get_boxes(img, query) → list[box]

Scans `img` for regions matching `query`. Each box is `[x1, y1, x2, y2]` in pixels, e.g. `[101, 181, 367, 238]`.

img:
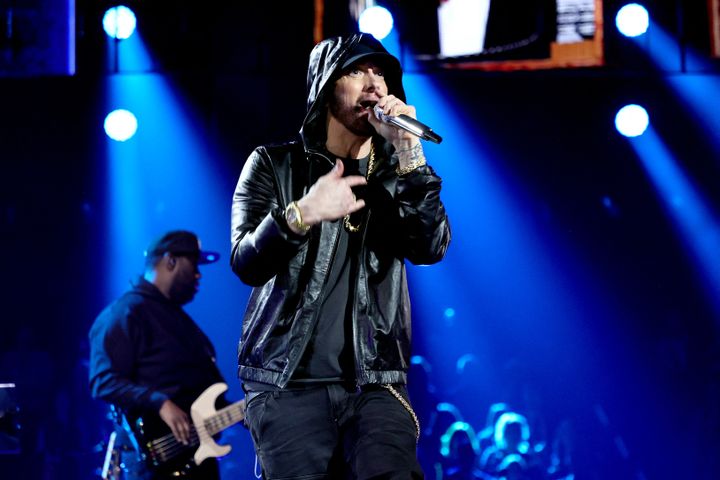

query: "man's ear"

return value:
[165, 253, 177, 270]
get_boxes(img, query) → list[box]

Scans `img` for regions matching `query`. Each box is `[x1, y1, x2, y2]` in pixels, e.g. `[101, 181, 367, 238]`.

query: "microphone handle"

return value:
[393, 115, 443, 144]
[373, 106, 443, 144]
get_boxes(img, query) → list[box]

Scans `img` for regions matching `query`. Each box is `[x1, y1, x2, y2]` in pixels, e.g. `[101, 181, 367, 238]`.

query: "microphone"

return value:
[373, 106, 443, 144]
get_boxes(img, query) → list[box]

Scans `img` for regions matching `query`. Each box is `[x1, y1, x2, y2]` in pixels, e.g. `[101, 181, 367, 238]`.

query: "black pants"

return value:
[244, 383, 424, 480]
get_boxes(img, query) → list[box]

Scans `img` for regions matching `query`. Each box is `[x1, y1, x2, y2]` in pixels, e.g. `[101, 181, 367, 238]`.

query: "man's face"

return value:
[168, 255, 200, 305]
[328, 61, 388, 137]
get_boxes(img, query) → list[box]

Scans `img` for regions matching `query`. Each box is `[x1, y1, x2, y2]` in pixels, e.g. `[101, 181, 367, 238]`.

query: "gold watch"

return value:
[285, 201, 310, 233]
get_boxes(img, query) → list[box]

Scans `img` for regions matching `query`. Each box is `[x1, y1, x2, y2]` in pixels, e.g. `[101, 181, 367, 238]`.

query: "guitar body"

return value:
[131, 411, 199, 477]
[127, 383, 245, 478]
[190, 382, 233, 465]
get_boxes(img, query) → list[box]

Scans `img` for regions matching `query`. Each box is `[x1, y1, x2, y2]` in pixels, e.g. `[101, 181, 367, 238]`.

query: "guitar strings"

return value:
[149, 430, 198, 461]
[148, 404, 245, 460]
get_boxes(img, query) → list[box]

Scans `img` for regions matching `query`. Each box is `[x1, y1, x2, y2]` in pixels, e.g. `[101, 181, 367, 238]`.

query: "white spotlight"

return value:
[358, 6, 394, 40]
[615, 104, 649, 138]
[616, 3, 649, 38]
[103, 6, 137, 40]
[104, 109, 138, 142]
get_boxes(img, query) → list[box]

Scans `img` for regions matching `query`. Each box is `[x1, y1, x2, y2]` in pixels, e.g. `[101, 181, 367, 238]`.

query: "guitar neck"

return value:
[205, 401, 245, 436]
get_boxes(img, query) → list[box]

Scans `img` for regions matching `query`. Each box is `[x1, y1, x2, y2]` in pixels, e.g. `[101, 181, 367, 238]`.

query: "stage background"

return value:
[1, 1, 719, 478]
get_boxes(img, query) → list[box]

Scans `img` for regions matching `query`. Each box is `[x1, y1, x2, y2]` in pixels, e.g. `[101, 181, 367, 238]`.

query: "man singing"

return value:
[231, 34, 451, 479]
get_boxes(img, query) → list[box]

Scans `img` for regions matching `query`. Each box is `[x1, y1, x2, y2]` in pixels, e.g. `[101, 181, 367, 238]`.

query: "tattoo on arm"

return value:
[396, 143, 424, 163]
[396, 143, 427, 176]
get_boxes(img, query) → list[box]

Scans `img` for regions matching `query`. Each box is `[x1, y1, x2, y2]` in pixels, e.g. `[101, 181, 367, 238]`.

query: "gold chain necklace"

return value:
[343, 143, 375, 233]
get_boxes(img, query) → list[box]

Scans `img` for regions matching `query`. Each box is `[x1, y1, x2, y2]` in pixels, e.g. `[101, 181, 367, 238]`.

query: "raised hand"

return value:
[292, 160, 367, 232]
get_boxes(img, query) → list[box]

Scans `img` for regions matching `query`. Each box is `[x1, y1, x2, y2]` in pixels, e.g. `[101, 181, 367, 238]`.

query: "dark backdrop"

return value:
[1, 1, 719, 478]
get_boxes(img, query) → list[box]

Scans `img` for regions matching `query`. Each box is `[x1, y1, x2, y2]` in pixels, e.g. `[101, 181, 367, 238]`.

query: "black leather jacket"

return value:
[231, 34, 451, 388]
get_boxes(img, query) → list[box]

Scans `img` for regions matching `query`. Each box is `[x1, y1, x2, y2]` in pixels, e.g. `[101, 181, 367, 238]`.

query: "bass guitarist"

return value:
[89, 230, 228, 479]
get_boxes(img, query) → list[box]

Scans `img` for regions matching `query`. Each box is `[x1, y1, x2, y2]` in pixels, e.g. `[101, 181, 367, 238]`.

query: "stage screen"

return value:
[399, 0, 604, 71]
[0, 0, 76, 77]
[711, 0, 720, 57]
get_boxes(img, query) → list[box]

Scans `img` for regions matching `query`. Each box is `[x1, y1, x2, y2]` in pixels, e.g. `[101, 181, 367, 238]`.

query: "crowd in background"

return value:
[408, 355, 575, 480]
[1, 327, 701, 479]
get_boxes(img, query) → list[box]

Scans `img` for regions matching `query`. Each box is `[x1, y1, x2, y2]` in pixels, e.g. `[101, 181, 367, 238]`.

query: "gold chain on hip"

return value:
[381, 384, 421, 442]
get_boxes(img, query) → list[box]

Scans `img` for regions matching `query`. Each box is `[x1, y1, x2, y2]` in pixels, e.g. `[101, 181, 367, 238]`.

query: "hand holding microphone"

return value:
[370, 101, 442, 144]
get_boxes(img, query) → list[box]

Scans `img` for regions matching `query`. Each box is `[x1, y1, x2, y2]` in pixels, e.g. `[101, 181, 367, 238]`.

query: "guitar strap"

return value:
[109, 404, 143, 455]
[97, 405, 146, 478]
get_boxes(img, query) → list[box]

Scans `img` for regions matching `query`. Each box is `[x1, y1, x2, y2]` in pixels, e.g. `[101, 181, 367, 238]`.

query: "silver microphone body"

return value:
[373, 106, 443, 144]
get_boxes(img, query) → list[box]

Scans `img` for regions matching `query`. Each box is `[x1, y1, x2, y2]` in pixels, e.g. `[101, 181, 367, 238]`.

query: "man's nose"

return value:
[365, 70, 383, 89]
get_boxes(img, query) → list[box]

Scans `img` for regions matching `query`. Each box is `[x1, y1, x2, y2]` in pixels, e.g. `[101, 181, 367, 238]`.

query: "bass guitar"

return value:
[130, 383, 245, 477]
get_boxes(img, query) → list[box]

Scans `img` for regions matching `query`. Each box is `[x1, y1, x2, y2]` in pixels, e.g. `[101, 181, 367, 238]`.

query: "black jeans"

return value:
[244, 383, 424, 480]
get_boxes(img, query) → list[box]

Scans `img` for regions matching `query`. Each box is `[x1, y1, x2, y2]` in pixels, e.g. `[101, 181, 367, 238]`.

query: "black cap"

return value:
[144, 230, 220, 266]
[340, 35, 401, 79]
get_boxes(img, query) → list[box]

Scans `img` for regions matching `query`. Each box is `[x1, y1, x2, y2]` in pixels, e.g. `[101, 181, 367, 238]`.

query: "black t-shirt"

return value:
[291, 155, 369, 384]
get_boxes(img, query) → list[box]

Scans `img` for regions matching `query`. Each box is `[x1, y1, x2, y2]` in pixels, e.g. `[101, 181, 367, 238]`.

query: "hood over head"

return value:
[300, 34, 405, 151]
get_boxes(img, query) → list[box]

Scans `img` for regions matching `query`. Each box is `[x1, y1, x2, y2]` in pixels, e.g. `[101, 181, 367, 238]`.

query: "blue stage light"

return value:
[358, 6, 394, 40]
[615, 104, 649, 137]
[616, 3, 649, 37]
[104, 109, 138, 141]
[103, 6, 137, 40]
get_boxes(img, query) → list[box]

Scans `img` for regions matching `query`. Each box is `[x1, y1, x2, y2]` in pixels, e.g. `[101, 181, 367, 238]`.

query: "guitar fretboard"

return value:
[205, 402, 245, 436]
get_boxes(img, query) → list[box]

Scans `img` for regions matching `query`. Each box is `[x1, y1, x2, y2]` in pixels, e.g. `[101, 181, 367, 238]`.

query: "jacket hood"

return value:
[300, 33, 406, 152]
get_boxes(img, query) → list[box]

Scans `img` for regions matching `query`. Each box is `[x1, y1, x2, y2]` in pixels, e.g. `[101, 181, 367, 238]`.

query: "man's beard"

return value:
[168, 279, 196, 305]
[329, 100, 375, 137]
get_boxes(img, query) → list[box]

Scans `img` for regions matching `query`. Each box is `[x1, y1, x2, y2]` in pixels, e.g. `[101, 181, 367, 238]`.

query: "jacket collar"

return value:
[305, 135, 399, 180]
[131, 277, 174, 305]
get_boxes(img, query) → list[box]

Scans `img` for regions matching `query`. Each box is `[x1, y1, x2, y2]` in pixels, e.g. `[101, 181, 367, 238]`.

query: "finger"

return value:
[381, 97, 400, 114]
[347, 199, 366, 214]
[344, 175, 367, 188]
[332, 159, 344, 177]
[179, 420, 191, 444]
[172, 420, 185, 444]
[375, 94, 393, 109]
[389, 102, 414, 118]
[170, 422, 183, 444]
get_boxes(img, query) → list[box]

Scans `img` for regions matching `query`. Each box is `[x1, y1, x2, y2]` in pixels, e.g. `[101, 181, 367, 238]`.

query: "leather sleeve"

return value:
[395, 164, 451, 265]
[230, 147, 308, 286]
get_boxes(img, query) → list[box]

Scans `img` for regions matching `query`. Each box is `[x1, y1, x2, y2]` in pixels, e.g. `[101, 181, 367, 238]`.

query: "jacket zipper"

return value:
[284, 150, 341, 385]
[353, 208, 371, 388]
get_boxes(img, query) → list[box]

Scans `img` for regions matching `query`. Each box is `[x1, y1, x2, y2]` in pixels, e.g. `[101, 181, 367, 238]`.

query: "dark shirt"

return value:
[88, 278, 224, 416]
[290, 156, 368, 384]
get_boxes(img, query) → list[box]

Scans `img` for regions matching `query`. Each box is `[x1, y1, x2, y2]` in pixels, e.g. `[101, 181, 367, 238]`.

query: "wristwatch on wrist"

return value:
[285, 201, 310, 234]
